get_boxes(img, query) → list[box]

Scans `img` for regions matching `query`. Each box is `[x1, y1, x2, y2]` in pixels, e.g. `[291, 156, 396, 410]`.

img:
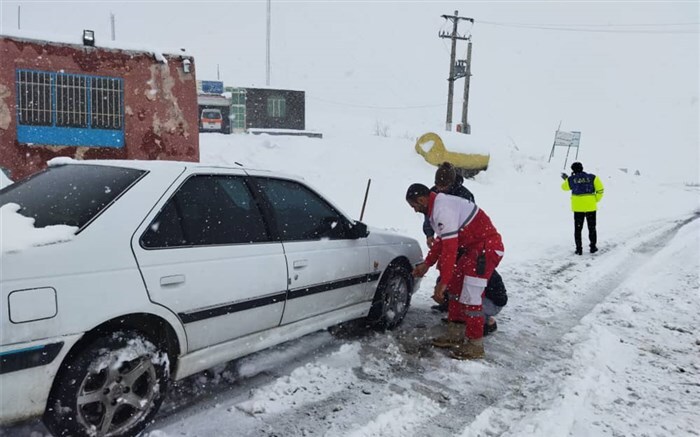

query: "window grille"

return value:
[16, 69, 123, 131]
[16, 70, 53, 126]
[15, 69, 125, 147]
[91, 77, 123, 130]
[56, 74, 88, 128]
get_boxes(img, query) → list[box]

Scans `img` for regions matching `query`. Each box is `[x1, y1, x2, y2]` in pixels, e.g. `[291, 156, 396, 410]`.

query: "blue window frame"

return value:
[15, 69, 125, 148]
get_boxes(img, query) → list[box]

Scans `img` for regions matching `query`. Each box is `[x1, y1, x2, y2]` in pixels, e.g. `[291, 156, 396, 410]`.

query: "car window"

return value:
[0, 164, 145, 230]
[141, 199, 186, 248]
[252, 177, 349, 241]
[142, 175, 270, 248]
[202, 110, 221, 119]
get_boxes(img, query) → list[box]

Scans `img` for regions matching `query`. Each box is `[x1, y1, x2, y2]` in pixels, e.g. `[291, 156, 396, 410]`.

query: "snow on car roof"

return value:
[45, 157, 293, 178]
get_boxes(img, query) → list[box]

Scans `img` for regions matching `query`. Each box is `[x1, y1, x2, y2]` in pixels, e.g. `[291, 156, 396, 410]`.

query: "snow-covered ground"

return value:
[2, 125, 698, 436]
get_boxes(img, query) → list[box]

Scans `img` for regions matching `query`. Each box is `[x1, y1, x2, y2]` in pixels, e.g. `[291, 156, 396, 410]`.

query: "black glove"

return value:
[560, 172, 568, 180]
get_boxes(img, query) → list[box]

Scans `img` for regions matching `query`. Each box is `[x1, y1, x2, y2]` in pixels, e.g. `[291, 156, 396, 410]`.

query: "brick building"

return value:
[0, 31, 199, 181]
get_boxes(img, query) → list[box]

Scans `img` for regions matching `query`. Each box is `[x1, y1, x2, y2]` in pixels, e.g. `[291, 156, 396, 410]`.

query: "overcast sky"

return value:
[1, 1, 698, 180]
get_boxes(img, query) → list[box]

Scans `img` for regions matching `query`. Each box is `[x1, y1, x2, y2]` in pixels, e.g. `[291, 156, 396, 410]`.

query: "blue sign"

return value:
[199, 80, 224, 95]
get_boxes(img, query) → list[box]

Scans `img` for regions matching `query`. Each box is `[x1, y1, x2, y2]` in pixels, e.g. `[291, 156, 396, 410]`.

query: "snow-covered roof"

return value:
[236, 85, 305, 93]
[198, 94, 230, 106]
[0, 29, 192, 62]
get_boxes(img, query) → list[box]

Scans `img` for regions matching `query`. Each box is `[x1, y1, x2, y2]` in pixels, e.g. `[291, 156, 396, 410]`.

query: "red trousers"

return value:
[446, 238, 504, 340]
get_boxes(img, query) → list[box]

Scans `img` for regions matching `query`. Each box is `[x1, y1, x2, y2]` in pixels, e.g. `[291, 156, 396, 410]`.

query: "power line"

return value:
[478, 20, 699, 34]
[307, 95, 442, 110]
[480, 20, 699, 28]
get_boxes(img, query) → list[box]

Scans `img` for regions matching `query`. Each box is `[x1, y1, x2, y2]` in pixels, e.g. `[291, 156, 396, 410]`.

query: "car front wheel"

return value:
[43, 331, 170, 437]
[368, 265, 412, 330]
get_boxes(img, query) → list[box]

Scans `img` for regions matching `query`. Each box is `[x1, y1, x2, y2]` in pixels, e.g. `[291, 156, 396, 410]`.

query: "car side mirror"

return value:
[348, 221, 369, 239]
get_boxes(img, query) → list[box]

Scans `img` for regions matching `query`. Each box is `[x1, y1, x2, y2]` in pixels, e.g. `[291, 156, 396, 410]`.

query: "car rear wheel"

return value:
[43, 331, 170, 437]
[368, 265, 412, 330]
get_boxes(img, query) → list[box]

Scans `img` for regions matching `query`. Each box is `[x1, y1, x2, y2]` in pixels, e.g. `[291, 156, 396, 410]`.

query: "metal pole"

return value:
[17, 6, 21, 30]
[360, 179, 372, 221]
[460, 40, 472, 134]
[563, 145, 572, 169]
[445, 10, 458, 132]
[548, 121, 562, 163]
[266, 0, 271, 86]
[110, 13, 116, 41]
[548, 139, 556, 162]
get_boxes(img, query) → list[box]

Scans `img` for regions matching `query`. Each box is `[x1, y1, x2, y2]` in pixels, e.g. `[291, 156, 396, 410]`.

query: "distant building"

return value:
[0, 31, 199, 181]
[240, 87, 305, 131]
[197, 86, 310, 135]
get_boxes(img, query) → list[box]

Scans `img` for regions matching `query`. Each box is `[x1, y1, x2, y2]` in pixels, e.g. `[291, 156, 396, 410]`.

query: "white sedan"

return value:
[0, 160, 422, 437]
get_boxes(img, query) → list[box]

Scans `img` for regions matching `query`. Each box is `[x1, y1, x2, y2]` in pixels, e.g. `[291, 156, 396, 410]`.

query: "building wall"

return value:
[0, 36, 199, 181]
[245, 88, 305, 130]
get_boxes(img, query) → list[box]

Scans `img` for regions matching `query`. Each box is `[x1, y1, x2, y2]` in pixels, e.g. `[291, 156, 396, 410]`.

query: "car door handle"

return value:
[293, 260, 308, 269]
[160, 275, 186, 286]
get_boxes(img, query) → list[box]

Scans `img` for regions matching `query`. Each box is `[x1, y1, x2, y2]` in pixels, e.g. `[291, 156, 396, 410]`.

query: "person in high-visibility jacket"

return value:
[561, 162, 604, 255]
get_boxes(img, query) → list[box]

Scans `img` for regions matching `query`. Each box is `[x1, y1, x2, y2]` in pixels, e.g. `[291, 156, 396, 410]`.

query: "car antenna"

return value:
[359, 178, 371, 221]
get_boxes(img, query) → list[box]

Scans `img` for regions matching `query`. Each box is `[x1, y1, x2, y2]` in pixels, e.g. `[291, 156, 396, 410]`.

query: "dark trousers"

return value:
[574, 211, 597, 249]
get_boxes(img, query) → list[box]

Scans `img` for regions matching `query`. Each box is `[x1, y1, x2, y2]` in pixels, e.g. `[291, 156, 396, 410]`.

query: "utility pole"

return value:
[439, 10, 473, 132]
[460, 41, 472, 134]
[110, 13, 116, 41]
[266, 0, 271, 86]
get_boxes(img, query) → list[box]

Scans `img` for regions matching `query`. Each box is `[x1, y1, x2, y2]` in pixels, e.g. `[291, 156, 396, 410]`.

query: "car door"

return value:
[249, 176, 373, 325]
[132, 171, 288, 351]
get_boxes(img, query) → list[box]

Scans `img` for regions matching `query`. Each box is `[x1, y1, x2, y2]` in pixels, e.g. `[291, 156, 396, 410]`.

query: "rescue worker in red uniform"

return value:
[406, 183, 504, 360]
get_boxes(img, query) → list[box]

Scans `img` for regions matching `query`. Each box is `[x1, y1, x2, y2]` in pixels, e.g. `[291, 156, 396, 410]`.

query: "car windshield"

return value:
[0, 164, 145, 230]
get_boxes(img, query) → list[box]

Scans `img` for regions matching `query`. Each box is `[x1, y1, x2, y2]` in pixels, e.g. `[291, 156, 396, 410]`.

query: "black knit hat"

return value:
[571, 162, 583, 173]
[406, 183, 431, 201]
[435, 162, 457, 187]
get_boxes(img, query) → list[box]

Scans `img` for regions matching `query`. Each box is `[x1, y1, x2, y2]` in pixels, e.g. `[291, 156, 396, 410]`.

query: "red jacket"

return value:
[424, 192, 502, 287]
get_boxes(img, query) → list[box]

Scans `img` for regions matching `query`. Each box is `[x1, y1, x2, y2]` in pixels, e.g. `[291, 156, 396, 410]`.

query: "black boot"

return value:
[590, 245, 598, 253]
[575, 247, 583, 255]
[483, 320, 498, 336]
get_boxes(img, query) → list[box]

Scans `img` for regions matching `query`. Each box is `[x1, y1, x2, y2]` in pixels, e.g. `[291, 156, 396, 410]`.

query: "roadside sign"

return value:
[197, 80, 224, 95]
[553, 130, 581, 149]
[548, 128, 582, 168]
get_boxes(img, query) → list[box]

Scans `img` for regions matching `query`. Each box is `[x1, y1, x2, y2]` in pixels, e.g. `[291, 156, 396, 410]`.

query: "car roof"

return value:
[45, 157, 310, 181]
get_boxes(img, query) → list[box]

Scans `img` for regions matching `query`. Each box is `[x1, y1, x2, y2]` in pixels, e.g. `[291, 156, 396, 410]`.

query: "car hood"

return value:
[366, 226, 423, 263]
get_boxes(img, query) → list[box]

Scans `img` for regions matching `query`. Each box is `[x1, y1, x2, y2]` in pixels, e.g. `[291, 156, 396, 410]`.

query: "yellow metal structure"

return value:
[414, 132, 489, 176]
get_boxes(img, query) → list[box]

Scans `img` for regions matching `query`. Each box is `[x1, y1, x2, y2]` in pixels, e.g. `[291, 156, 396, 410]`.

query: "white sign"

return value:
[553, 130, 581, 148]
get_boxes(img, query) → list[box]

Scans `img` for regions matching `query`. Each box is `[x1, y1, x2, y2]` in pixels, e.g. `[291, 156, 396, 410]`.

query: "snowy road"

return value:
[5, 213, 698, 437]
